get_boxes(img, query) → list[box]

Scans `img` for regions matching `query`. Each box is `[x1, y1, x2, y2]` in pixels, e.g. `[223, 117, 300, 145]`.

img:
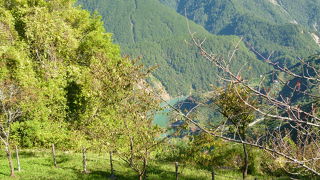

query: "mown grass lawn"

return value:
[0, 149, 288, 180]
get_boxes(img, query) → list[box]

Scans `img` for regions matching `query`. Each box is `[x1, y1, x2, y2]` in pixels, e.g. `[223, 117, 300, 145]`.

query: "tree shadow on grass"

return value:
[71, 163, 209, 180]
[30, 154, 73, 168]
[147, 164, 209, 180]
[74, 170, 137, 180]
[16, 151, 37, 158]
[56, 154, 72, 164]
[0, 171, 9, 177]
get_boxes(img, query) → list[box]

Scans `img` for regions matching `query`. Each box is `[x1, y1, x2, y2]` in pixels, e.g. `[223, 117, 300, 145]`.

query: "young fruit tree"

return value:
[0, 6, 39, 175]
[214, 84, 256, 179]
[0, 81, 22, 177]
[79, 54, 163, 179]
[116, 81, 162, 180]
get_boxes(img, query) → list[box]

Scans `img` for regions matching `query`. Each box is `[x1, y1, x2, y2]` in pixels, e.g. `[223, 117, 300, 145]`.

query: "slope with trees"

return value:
[162, 0, 320, 66]
[78, 0, 271, 96]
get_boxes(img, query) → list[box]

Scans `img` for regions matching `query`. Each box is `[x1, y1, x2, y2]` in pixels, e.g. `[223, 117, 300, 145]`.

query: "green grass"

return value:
[0, 149, 287, 180]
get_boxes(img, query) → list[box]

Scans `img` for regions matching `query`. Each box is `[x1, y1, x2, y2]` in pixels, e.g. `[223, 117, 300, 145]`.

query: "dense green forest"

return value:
[161, 0, 320, 65]
[78, 0, 271, 96]
[78, 0, 320, 97]
[1, 0, 141, 148]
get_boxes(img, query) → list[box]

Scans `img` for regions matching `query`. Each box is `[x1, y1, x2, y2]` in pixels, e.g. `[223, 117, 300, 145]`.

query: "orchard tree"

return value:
[0, 81, 22, 177]
[184, 132, 243, 174]
[214, 84, 256, 179]
[117, 80, 162, 180]
[0, 5, 41, 175]
[85, 60, 163, 179]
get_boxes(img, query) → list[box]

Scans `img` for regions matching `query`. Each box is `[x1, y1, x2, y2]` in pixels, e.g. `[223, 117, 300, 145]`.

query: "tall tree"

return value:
[214, 84, 256, 179]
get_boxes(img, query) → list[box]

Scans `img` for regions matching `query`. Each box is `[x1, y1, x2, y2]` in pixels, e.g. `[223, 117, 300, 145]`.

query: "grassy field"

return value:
[0, 149, 288, 180]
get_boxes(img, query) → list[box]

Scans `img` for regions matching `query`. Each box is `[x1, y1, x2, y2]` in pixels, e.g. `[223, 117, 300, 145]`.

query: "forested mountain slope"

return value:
[275, 54, 320, 104]
[78, 0, 270, 96]
[161, 0, 320, 65]
[177, 54, 320, 126]
[278, 0, 320, 31]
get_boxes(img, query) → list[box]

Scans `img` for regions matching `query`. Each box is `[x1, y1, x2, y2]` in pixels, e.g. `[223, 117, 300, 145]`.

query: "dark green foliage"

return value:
[279, 55, 320, 103]
[163, 0, 320, 66]
[78, 0, 271, 96]
[277, 0, 320, 30]
[65, 81, 86, 123]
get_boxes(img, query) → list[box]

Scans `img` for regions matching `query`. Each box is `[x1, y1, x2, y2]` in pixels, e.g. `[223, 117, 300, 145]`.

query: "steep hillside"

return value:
[276, 54, 320, 104]
[169, 54, 320, 130]
[278, 0, 320, 32]
[162, 0, 320, 65]
[78, 0, 270, 96]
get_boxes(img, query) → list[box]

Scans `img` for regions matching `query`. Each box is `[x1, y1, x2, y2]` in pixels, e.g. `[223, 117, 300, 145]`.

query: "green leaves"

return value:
[214, 84, 256, 137]
[0, 0, 162, 151]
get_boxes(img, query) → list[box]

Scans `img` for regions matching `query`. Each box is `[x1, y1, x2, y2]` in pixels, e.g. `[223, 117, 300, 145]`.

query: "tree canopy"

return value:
[0, 0, 158, 149]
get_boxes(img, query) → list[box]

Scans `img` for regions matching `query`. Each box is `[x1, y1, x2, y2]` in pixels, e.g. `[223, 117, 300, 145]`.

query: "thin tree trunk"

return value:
[129, 136, 134, 167]
[109, 151, 115, 179]
[5, 145, 14, 177]
[15, 145, 20, 172]
[82, 147, 88, 173]
[142, 150, 147, 180]
[211, 166, 215, 180]
[52, 144, 57, 168]
[123, 119, 134, 167]
[242, 143, 249, 179]
[175, 162, 179, 180]
[142, 160, 147, 180]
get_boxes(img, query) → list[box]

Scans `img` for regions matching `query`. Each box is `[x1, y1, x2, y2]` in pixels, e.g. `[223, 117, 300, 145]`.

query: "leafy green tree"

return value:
[118, 86, 162, 180]
[85, 61, 163, 179]
[214, 84, 256, 179]
[173, 132, 243, 174]
[0, 5, 42, 175]
[0, 1, 164, 177]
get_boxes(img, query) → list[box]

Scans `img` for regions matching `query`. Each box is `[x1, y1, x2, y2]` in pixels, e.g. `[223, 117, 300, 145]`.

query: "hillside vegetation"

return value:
[78, 0, 271, 96]
[162, 0, 320, 65]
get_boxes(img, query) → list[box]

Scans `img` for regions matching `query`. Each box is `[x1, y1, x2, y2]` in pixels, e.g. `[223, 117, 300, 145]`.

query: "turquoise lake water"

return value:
[153, 96, 187, 128]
